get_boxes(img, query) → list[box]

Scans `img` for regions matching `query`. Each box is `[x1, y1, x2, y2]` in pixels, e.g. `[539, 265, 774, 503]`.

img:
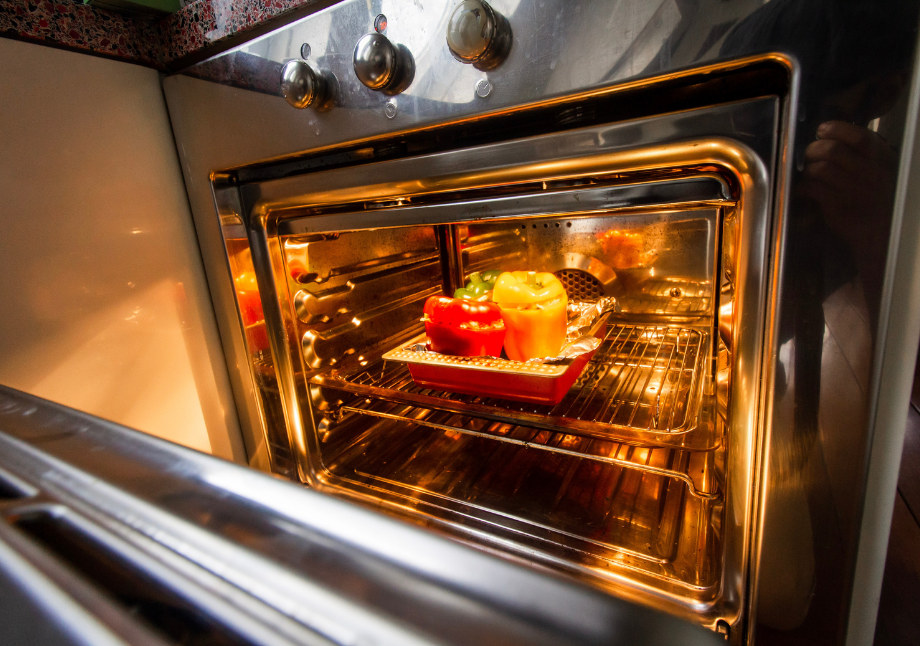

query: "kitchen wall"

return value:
[0, 36, 244, 461]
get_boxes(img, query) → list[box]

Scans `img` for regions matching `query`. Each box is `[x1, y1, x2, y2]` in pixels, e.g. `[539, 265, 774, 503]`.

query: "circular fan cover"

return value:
[555, 269, 604, 301]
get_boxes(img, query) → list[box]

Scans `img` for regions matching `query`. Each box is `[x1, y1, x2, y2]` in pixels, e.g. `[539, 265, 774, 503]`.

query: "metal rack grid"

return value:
[320, 396, 722, 581]
[334, 402, 720, 499]
[563, 324, 704, 431]
[314, 322, 716, 450]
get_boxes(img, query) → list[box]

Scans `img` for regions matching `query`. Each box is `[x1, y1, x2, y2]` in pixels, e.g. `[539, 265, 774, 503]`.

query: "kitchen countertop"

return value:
[0, 0, 324, 69]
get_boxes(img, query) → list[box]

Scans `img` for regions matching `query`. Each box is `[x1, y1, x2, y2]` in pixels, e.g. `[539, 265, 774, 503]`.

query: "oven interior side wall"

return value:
[283, 226, 443, 375]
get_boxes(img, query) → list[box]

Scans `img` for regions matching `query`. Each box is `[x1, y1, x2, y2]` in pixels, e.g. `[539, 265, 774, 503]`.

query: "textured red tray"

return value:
[401, 348, 597, 406]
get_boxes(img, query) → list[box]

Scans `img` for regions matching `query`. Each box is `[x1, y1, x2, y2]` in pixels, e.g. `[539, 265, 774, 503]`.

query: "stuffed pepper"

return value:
[423, 296, 506, 357]
[453, 269, 502, 301]
[492, 271, 568, 361]
[234, 269, 270, 352]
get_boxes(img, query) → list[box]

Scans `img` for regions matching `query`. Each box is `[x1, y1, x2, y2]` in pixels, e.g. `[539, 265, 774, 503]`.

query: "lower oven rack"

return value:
[314, 322, 717, 450]
[335, 402, 720, 500]
[318, 396, 723, 594]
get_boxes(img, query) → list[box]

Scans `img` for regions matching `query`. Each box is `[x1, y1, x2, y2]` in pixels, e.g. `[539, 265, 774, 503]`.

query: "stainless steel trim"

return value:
[245, 137, 757, 219]
[0, 529, 150, 646]
[844, 28, 920, 646]
[744, 53, 800, 646]
[0, 385, 722, 646]
[211, 184, 275, 472]
[275, 176, 731, 236]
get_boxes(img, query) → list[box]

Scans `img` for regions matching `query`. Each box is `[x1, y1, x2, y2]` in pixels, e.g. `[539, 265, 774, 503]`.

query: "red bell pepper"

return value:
[235, 270, 270, 352]
[423, 296, 505, 357]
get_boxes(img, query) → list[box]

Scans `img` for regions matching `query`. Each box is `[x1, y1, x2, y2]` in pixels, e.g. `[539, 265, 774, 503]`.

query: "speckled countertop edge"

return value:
[0, 0, 321, 69]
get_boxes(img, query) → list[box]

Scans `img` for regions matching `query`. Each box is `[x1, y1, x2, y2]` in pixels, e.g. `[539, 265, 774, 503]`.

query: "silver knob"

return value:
[353, 33, 414, 95]
[280, 60, 329, 109]
[446, 0, 512, 70]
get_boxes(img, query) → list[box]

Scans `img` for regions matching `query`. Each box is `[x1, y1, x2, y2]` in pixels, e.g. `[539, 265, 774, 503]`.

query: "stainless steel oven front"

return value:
[164, 0, 920, 643]
[208, 84, 784, 642]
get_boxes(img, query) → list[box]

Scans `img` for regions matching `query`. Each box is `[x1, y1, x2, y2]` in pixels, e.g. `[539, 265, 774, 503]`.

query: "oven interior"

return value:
[227, 178, 738, 615]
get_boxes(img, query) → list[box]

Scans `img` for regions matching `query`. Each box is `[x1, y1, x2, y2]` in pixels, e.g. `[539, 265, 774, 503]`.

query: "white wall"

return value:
[0, 37, 243, 460]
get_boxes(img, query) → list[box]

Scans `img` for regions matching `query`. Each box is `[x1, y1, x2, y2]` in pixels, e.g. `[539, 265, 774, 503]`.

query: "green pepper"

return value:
[453, 269, 501, 301]
[480, 269, 502, 283]
[454, 286, 483, 299]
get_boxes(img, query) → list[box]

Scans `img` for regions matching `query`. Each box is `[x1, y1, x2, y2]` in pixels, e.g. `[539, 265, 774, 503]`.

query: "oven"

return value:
[162, 1, 920, 643]
[217, 101, 777, 638]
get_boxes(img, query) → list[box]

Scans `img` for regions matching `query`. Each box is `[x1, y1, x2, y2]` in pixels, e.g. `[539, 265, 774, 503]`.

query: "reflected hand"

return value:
[799, 120, 898, 250]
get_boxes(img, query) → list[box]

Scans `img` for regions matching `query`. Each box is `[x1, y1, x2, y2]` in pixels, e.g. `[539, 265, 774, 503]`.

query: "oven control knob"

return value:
[353, 32, 414, 95]
[280, 60, 330, 109]
[446, 0, 512, 70]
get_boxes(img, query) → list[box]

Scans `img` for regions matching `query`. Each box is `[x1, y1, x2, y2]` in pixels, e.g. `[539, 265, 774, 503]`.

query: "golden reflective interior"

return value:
[322, 405, 723, 593]
[276, 207, 729, 600]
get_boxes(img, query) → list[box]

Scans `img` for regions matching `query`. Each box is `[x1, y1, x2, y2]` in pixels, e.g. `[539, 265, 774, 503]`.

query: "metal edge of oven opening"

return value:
[191, 45, 796, 644]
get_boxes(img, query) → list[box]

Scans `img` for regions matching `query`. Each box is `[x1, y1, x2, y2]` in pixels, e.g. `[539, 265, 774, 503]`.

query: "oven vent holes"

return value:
[555, 269, 604, 301]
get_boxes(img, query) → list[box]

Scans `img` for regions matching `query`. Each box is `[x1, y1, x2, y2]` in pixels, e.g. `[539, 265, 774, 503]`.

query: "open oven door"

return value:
[0, 385, 722, 646]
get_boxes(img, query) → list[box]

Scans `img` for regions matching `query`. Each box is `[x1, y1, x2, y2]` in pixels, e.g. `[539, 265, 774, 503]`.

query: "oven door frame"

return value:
[221, 96, 786, 634]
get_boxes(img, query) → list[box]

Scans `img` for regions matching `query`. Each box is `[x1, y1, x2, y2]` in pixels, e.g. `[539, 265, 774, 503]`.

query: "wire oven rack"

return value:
[313, 322, 717, 450]
[320, 397, 723, 586]
[333, 401, 720, 500]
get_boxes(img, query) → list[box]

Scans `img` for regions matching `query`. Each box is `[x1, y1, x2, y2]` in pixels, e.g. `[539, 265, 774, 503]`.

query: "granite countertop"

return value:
[0, 0, 321, 69]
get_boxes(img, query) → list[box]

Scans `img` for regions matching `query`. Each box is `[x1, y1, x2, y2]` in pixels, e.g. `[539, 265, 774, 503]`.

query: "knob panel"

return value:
[446, 0, 512, 70]
[353, 33, 415, 95]
[280, 60, 330, 109]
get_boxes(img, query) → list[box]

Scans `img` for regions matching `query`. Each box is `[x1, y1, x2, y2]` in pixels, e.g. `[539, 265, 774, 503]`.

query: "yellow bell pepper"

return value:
[492, 271, 568, 361]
